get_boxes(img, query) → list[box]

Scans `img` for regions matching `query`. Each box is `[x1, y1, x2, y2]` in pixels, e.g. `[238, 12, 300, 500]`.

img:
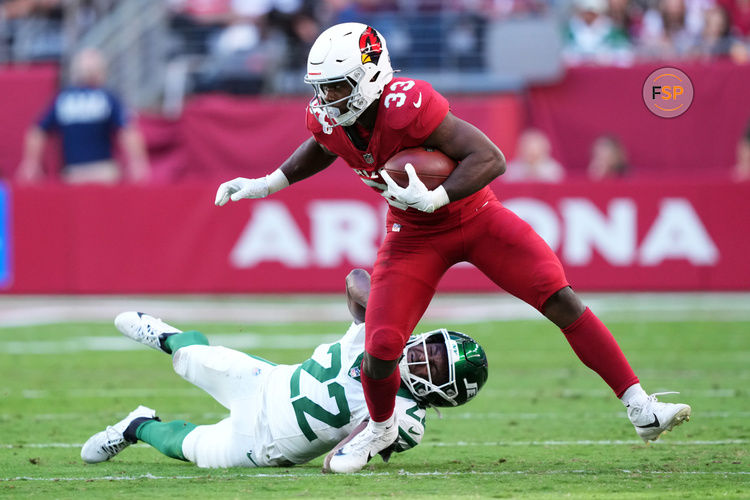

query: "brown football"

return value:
[383, 147, 457, 190]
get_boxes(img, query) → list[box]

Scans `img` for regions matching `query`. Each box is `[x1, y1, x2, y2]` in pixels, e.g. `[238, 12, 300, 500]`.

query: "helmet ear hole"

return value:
[369, 71, 380, 83]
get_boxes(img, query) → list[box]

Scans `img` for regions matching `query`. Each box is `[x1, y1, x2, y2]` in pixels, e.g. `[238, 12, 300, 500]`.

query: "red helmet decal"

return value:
[359, 27, 382, 65]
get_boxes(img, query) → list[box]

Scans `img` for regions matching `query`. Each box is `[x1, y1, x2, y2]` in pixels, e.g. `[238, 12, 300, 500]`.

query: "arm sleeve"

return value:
[391, 395, 426, 452]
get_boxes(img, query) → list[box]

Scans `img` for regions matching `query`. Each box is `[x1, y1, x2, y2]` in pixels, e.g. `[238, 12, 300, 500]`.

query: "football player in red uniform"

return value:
[215, 23, 691, 473]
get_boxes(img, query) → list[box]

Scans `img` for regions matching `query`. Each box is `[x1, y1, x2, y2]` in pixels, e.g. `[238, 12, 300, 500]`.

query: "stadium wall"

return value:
[2, 179, 748, 293]
[0, 65, 60, 178]
[527, 61, 750, 179]
[1, 63, 748, 293]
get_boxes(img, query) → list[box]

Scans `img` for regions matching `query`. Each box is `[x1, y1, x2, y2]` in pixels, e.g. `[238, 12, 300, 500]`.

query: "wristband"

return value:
[266, 169, 290, 195]
[431, 185, 450, 211]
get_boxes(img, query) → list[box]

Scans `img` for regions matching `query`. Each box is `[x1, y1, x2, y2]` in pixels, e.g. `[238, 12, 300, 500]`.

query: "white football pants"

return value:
[171, 345, 287, 468]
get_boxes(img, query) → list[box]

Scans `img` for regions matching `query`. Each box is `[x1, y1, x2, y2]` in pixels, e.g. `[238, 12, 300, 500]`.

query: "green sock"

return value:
[163, 330, 209, 354]
[134, 331, 206, 460]
[135, 420, 197, 461]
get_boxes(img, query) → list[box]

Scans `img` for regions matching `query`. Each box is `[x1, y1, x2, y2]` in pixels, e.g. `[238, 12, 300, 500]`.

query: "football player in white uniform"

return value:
[81, 269, 489, 470]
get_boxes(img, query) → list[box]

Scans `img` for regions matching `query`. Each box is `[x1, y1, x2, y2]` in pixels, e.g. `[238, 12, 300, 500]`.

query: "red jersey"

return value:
[306, 77, 493, 228]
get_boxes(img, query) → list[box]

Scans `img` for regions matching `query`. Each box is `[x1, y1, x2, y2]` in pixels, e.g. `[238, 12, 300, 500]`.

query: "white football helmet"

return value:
[305, 23, 394, 128]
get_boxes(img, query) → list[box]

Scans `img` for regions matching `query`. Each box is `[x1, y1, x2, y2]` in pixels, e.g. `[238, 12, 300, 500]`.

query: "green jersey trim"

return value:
[397, 427, 418, 450]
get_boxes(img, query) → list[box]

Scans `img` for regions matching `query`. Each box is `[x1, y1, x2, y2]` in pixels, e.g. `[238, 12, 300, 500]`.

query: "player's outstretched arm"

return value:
[423, 112, 506, 202]
[280, 137, 338, 184]
[215, 138, 337, 206]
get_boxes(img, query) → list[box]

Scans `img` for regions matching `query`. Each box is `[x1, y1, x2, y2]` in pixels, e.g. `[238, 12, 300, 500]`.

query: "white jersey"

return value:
[177, 323, 426, 468]
[263, 322, 426, 464]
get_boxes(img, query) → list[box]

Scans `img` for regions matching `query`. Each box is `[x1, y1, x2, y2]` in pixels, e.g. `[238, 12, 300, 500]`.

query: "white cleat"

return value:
[323, 419, 398, 473]
[628, 392, 691, 442]
[81, 405, 157, 463]
[114, 312, 182, 353]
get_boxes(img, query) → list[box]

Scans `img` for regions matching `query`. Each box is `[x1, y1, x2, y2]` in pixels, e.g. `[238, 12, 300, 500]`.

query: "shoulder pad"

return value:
[379, 78, 448, 135]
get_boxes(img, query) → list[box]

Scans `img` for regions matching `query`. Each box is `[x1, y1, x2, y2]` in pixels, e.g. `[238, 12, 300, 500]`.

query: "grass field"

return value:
[1, 311, 749, 498]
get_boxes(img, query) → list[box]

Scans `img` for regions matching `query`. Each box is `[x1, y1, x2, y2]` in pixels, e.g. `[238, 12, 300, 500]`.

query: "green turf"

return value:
[1, 318, 749, 498]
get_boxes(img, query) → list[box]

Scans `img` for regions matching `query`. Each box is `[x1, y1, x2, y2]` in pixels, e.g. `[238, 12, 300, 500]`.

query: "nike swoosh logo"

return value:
[246, 451, 258, 467]
[413, 92, 422, 108]
[636, 414, 661, 428]
[407, 426, 420, 435]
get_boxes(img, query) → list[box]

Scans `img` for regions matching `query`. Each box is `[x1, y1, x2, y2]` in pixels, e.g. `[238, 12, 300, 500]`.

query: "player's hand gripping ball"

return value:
[380, 147, 456, 213]
[382, 147, 457, 190]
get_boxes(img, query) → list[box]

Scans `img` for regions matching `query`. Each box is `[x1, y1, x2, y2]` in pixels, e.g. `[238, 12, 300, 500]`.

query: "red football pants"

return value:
[364, 198, 570, 360]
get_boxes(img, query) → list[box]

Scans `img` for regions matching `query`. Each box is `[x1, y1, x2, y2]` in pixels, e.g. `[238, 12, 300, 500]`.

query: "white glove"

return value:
[214, 169, 289, 206]
[380, 163, 450, 213]
[215, 177, 269, 206]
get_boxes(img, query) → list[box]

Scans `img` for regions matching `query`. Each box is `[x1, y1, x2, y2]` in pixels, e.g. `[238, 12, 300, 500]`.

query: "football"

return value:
[383, 147, 457, 190]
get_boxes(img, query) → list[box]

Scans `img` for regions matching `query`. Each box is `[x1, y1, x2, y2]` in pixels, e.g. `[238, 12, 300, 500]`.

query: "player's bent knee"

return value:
[182, 419, 256, 468]
[172, 348, 187, 375]
[172, 344, 212, 377]
[365, 327, 409, 362]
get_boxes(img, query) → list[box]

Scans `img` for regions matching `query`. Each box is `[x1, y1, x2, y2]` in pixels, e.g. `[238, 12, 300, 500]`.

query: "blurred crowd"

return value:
[161, 0, 750, 93]
[3, 0, 750, 67]
[2, 0, 749, 95]
[0, 0, 64, 61]
[3, 0, 750, 185]
[563, 0, 750, 65]
[0, 0, 119, 62]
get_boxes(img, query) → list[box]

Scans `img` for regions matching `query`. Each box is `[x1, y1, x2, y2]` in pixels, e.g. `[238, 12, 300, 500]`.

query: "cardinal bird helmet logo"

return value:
[359, 27, 383, 65]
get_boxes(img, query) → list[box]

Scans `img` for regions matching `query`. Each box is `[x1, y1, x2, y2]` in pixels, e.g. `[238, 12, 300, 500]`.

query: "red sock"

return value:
[562, 307, 639, 397]
[360, 367, 401, 423]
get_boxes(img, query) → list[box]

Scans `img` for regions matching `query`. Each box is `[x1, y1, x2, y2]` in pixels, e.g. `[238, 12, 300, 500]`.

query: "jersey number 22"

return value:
[289, 343, 351, 442]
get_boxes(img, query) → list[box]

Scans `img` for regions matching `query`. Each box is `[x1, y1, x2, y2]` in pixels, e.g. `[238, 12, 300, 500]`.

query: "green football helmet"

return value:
[399, 328, 488, 408]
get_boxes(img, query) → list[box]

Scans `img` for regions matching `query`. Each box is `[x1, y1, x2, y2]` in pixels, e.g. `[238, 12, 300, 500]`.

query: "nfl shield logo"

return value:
[363, 153, 374, 164]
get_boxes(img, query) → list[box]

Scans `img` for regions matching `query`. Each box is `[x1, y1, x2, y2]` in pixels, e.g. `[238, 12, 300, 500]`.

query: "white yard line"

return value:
[2, 469, 749, 482]
[0, 293, 749, 327]
[423, 439, 749, 446]
[0, 412, 230, 421]
[0, 333, 343, 354]
[3, 411, 748, 421]
[4, 387, 744, 400]
[2, 439, 746, 450]
[0, 443, 151, 448]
